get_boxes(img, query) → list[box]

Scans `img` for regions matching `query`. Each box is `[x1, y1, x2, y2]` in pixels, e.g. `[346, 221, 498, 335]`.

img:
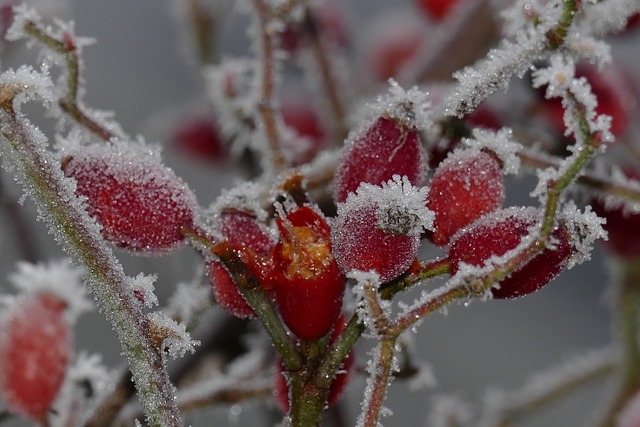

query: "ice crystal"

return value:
[8, 258, 92, 322]
[147, 311, 199, 359]
[343, 175, 433, 237]
[166, 280, 212, 326]
[208, 181, 270, 222]
[462, 128, 522, 175]
[561, 201, 608, 268]
[0, 65, 54, 113]
[130, 273, 159, 308]
[374, 80, 432, 131]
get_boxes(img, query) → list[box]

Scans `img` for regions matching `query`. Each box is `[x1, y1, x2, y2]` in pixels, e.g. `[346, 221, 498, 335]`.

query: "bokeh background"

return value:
[1, 0, 636, 425]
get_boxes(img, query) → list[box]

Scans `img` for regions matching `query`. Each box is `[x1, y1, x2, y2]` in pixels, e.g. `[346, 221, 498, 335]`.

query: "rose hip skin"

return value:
[0, 294, 71, 422]
[448, 207, 573, 299]
[334, 116, 426, 203]
[274, 206, 346, 341]
[62, 146, 198, 254]
[427, 149, 505, 246]
[332, 203, 420, 283]
[208, 211, 276, 318]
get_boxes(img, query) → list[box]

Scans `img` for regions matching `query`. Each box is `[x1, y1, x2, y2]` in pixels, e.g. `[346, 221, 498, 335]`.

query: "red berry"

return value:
[62, 144, 199, 254]
[0, 294, 72, 422]
[274, 206, 346, 340]
[208, 211, 276, 318]
[273, 316, 355, 413]
[416, 0, 461, 21]
[171, 116, 226, 162]
[334, 116, 426, 203]
[448, 207, 574, 299]
[281, 98, 327, 165]
[591, 168, 640, 259]
[427, 149, 505, 246]
[332, 202, 421, 283]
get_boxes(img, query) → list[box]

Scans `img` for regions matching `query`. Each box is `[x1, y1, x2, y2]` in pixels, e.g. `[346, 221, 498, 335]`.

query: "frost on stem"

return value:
[147, 311, 200, 360]
[443, 0, 563, 117]
[462, 128, 522, 175]
[531, 54, 614, 145]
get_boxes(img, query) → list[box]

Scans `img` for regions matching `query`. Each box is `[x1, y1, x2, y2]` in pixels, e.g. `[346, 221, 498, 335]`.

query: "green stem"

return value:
[23, 19, 116, 142]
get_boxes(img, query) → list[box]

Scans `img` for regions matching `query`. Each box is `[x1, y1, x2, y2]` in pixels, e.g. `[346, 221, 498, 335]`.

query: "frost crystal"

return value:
[147, 312, 200, 359]
[344, 175, 434, 237]
[166, 280, 212, 325]
[8, 258, 92, 322]
[561, 201, 607, 268]
[208, 181, 269, 222]
[0, 65, 54, 113]
[427, 394, 473, 427]
[130, 273, 159, 308]
[462, 128, 522, 174]
[373, 80, 432, 131]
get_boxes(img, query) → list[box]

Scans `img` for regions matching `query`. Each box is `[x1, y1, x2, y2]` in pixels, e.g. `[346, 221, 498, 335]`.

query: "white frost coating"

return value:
[564, 33, 612, 67]
[208, 180, 269, 222]
[406, 359, 437, 391]
[443, 0, 562, 117]
[8, 258, 92, 322]
[580, 0, 640, 36]
[500, 0, 545, 37]
[147, 311, 200, 359]
[355, 345, 394, 427]
[397, 280, 468, 327]
[462, 128, 522, 175]
[203, 58, 258, 155]
[373, 80, 432, 131]
[5, 4, 40, 41]
[342, 175, 434, 237]
[130, 273, 159, 308]
[531, 54, 575, 99]
[166, 281, 212, 325]
[0, 65, 55, 113]
[532, 54, 614, 144]
[350, 270, 390, 337]
[561, 201, 607, 269]
[427, 394, 473, 427]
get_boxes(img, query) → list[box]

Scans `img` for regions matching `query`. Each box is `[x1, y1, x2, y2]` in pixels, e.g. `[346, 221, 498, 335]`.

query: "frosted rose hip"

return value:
[62, 144, 199, 254]
[0, 294, 71, 422]
[334, 116, 426, 203]
[448, 207, 573, 299]
[427, 149, 504, 246]
[332, 203, 420, 283]
[208, 210, 276, 318]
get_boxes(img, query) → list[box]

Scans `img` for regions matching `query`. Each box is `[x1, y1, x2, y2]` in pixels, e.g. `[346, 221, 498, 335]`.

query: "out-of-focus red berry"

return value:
[208, 211, 277, 318]
[363, 22, 425, 82]
[171, 116, 226, 162]
[281, 99, 326, 165]
[0, 294, 71, 422]
[416, 0, 461, 21]
[334, 116, 426, 203]
[332, 203, 421, 283]
[62, 145, 199, 255]
[427, 149, 505, 246]
[274, 206, 346, 341]
[448, 207, 574, 299]
[591, 168, 640, 259]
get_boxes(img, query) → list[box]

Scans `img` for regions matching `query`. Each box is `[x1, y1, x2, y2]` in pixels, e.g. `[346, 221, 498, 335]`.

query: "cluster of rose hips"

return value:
[44, 82, 595, 418]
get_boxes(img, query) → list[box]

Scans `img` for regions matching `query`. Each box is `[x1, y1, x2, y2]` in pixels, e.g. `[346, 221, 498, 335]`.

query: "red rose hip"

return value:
[427, 148, 505, 246]
[274, 205, 346, 341]
[62, 144, 199, 255]
[0, 294, 72, 422]
[334, 116, 426, 203]
[448, 207, 573, 298]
